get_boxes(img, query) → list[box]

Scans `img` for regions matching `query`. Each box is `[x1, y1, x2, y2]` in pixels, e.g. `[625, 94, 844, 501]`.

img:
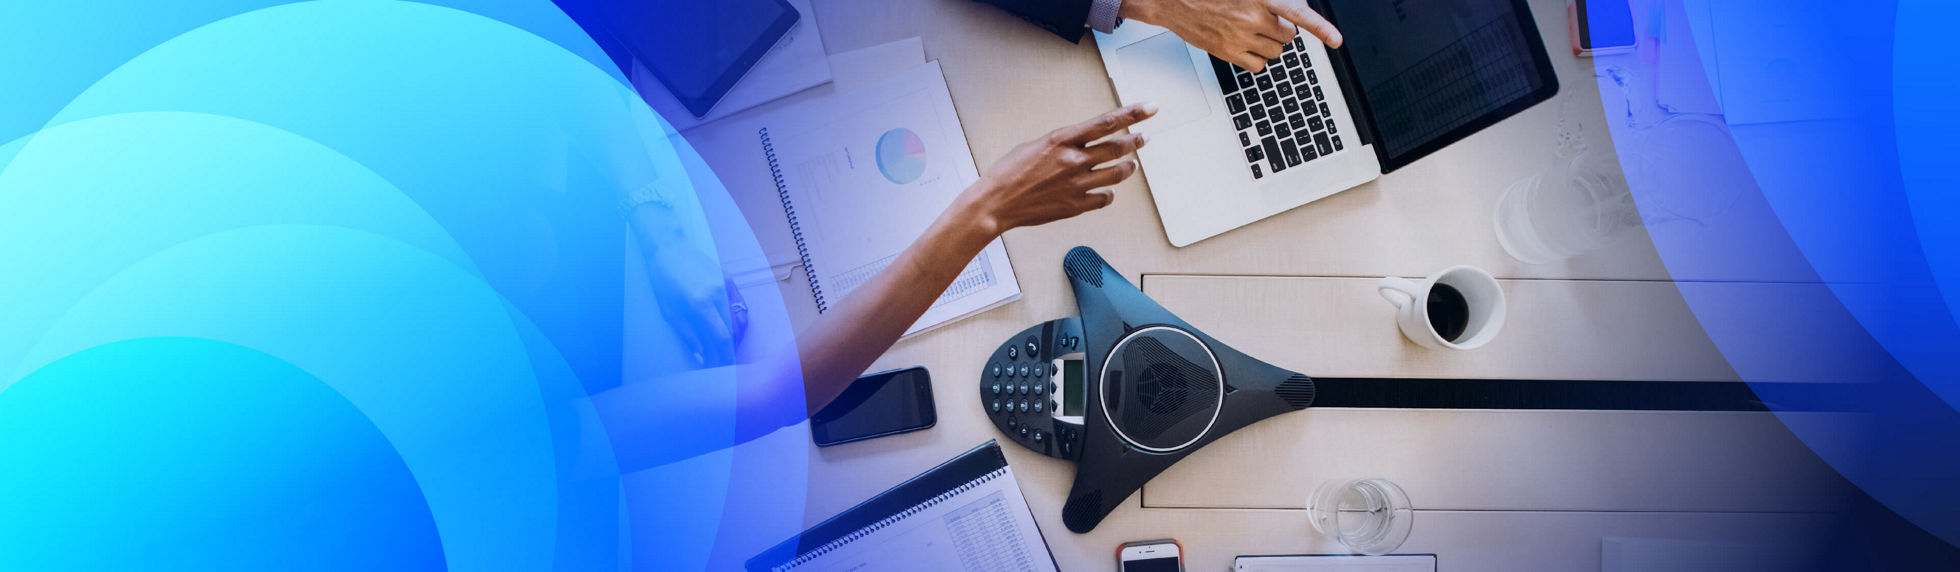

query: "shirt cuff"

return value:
[1088, 0, 1124, 33]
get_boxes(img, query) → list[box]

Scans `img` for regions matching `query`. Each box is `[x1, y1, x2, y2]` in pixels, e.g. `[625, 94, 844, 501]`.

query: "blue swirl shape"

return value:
[1601, 0, 1960, 554]
[1, 1, 803, 568]
[1, 337, 445, 569]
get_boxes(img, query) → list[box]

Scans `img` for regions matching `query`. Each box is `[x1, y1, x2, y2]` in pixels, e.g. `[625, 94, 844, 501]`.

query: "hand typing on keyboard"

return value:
[1212, 36, 1344, 179]
[1118, 0, 1342, 72]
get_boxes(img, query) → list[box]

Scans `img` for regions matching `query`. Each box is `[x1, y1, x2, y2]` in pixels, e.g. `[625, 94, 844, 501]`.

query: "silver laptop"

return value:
[1094, 0, 1560, 247]
[1096, 23, 1380, 247]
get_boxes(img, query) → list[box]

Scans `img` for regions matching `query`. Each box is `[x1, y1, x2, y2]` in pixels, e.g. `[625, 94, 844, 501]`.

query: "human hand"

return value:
[1119, 0, 1342, 72]
[957, 103, 1157, 236]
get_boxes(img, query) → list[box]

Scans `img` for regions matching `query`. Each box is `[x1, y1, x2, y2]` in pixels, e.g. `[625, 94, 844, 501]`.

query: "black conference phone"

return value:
[979, 317, 1088, 460]
[977, 247, 1818, 534]
[979, 247, 1317, 533]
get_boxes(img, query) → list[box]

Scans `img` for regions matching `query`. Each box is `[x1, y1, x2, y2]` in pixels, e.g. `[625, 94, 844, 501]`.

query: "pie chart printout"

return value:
[875, 127, 928, 185]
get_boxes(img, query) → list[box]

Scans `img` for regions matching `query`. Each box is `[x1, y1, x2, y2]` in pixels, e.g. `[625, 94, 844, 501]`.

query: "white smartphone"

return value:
[1119, 539, 1183, 572]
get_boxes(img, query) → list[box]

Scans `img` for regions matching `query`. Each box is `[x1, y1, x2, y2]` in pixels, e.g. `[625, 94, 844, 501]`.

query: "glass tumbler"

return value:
[1307, 478, 1414, 556]
[1492, 148, 1641, 264]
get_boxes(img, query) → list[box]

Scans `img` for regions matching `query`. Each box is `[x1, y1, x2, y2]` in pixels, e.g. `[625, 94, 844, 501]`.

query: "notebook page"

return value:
[777, 467, 1055, 572]
[762, 61, 1019, 334]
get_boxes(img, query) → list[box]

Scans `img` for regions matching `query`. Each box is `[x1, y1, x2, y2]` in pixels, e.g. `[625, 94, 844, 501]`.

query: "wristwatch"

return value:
[1089, 0, 1124, 33]
[617, 180, 673, 217]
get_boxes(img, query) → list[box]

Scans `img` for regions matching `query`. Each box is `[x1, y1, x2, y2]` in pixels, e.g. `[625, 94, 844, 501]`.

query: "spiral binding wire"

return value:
[775, 467, 1009, 571]
[762, 127, 829, 313]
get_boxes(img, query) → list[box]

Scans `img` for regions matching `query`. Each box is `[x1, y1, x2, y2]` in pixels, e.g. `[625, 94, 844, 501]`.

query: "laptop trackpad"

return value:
[1115, 33, 1211, 136]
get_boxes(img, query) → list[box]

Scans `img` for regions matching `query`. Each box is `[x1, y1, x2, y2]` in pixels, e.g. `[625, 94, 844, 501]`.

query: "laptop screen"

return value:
[1321, 0, 1558, 170]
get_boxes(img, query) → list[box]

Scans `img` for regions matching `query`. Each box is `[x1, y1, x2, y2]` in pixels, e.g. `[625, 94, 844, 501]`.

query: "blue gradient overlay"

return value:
[7, 0, 1960, 569]
[0, 1, 804, 569]
[1597, 0, 1960, 563]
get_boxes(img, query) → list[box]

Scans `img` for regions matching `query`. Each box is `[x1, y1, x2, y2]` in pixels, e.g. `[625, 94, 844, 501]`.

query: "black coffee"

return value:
[1426, 283, 1471, 342]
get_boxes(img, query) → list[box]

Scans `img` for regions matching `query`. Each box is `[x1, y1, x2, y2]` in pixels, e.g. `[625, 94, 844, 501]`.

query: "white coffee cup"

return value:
[1377, 266, 1507, 350]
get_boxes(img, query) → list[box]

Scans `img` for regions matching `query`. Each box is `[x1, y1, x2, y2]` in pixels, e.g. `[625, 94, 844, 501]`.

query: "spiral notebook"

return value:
[758, 61, 1019, 336]
[745, 441, 1057, 572]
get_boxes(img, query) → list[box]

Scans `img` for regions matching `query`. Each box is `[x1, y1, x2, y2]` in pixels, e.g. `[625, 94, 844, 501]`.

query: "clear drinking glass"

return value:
[1492, 147, 1640, 264]
[1493, 63, 1744, 265]
[1490, 63, 1648, 264]
[1307, 478, 1413, 555]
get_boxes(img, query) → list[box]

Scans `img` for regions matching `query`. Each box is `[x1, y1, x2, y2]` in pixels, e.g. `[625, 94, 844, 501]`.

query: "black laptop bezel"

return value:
[596, 0, 800, 118]
[1312, 0, 1561, 174]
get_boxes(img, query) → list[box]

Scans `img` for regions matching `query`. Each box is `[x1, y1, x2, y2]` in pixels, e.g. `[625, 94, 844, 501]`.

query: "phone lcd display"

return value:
[1062, 358, 1086, 417]
[1579, 0, 1636, 50]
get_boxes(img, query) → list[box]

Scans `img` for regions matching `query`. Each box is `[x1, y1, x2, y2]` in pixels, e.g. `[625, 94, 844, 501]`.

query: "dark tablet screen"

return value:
[591, 0, 798, 117]
[1322, 0, 1558, 171]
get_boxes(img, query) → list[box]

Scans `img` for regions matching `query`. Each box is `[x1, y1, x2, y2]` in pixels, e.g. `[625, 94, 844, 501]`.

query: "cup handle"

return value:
[1377, 277, 1421, 309]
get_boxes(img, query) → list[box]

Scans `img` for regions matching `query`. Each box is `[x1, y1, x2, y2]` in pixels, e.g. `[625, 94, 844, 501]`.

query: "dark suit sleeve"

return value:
[973, 0, 1094, 42]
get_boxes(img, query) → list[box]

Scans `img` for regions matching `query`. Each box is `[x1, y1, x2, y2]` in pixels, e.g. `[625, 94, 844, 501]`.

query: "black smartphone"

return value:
[811, 367, 936, 447]
[1576, 0, 1636, 56]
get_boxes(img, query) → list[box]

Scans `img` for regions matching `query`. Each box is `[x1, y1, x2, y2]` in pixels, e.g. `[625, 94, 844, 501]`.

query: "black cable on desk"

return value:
[1308, 377, 1866, 412]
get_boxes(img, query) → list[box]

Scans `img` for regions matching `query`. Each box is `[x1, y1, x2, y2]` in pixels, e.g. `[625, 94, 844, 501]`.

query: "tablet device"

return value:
[590, 0, 799, 118]
[1316, 0, 1559, 172]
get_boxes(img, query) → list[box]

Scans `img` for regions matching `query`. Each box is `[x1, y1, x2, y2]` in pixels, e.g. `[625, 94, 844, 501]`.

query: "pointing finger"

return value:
[1267, 0, 1342, 48]
[1052, 103, 1160, 146]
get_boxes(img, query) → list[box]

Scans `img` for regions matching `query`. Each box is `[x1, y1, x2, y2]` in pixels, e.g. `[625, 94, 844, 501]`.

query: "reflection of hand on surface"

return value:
[630, 198, 747, 368]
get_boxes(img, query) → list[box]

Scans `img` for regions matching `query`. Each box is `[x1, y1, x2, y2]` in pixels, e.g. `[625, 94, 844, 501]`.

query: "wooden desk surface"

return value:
[673, 0, 1852, 569]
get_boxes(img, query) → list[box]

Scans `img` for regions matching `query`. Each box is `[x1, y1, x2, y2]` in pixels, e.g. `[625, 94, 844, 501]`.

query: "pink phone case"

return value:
[1568, 2, 1584, 56]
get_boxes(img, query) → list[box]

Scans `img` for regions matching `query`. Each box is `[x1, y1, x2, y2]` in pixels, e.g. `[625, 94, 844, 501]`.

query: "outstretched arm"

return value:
[594, 106, 1155, 466]
[787, 103, 1158, 416]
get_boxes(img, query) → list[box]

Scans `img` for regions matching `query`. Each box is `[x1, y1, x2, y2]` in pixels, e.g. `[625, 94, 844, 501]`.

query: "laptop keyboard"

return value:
[1210, 37, 1343, 180]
